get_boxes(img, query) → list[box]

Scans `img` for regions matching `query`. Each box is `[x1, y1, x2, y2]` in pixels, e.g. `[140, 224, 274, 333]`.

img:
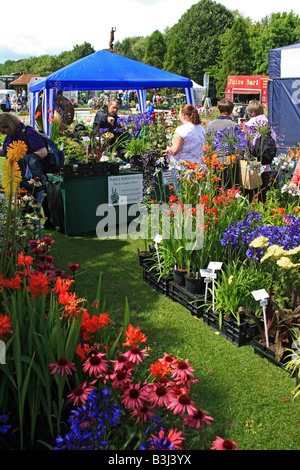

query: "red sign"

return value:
[225, 75, 269, 105]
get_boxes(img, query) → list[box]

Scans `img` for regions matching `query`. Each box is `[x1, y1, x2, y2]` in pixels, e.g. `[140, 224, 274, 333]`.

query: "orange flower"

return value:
[0, 314, 13, 337]
[27, 272, 50, 298]
[17, 252, 33, 267]
[55, 276, 73, 295]
[123, 324, 147, 347]
[6, 140, 27, 162]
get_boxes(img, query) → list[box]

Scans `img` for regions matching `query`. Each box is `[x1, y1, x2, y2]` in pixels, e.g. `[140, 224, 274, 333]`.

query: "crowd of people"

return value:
[0, 88, 27, 113]
[163, 98, 300, 200]
[0, 96, 299, 226]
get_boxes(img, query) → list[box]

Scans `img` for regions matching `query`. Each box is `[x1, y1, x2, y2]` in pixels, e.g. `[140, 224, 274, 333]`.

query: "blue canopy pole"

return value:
[184, 87, 195, 106]
[136, 88, 147, 113]
[29, 91, 38, 128]
[42, 88, 57, 136]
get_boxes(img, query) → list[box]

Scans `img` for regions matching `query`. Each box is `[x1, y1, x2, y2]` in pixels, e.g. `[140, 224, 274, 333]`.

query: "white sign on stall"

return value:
[108, 174, 143, 206]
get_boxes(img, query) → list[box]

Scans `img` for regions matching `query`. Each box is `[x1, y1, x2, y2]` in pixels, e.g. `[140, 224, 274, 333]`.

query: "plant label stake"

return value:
[251, 289, 269, 348]
[82, 136, 90, 159]
[207, 262, 222, 311]
[153, 234, 163, 273]
[200, 268, 213, 303]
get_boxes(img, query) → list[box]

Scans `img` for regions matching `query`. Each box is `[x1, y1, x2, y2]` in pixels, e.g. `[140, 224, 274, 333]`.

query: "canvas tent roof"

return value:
[268, 42, 300, 148]
[30, 49, 194, 92]
[29, 49, 194, 135]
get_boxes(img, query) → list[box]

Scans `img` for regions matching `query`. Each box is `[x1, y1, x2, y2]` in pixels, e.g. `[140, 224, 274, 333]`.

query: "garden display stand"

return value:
[168, 281, 205, 318]
[203, 309, 259, 347]
[251, 336, 290, 368]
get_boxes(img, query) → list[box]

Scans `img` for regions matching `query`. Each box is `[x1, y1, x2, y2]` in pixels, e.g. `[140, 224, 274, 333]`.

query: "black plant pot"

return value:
[109, 163, 120, 175]
[184, 275, 204, 295]
[173, 268, 187, 286]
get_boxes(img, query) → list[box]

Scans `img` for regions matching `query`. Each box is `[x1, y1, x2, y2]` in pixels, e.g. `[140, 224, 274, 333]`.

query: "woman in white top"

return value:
[164, 104, 205, 164]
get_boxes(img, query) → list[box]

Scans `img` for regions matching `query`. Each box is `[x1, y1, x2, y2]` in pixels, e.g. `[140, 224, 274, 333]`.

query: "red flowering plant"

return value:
[50, 299, 239, 451]
[0, 140, 47, 278]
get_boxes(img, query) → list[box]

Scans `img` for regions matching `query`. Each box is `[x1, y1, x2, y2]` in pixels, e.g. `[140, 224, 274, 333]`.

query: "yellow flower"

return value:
[285, 246, 300, 256]
[102, 132, 114, 140]
[228, 275, 234, 285]
[6, 140, 28, 162]
[249, 236, 269, 248]
[277, 257, 300, 270]
[1, 159, 22, 197]
[260, 244, 286, 263]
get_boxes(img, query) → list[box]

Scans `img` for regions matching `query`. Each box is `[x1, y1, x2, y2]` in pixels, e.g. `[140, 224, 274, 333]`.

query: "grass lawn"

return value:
[47, 228, 300, 451]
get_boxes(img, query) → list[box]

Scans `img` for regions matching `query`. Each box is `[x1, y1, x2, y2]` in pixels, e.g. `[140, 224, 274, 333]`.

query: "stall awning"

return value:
[29, 49, 194, 134]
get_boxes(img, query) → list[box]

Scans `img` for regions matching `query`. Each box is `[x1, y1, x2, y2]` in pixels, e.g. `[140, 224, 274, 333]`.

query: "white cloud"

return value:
[1, 0, 300, 63]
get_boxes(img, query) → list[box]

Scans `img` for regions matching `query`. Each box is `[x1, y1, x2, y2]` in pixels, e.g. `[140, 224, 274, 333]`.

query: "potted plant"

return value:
[203, 261, 269, 346]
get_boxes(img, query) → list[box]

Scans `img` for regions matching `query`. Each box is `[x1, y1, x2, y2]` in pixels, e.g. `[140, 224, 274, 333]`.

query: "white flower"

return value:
[273, 153, 296, 170]
[247, 160, 264, 175]
[281, 183, 300, 196]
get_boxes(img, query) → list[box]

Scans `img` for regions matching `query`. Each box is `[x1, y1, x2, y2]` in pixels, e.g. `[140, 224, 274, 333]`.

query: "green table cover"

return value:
[46, 170, 143, 236]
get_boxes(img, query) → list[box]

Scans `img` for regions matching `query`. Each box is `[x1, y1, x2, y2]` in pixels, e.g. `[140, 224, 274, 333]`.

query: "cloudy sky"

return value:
[1, 0, 300, 64]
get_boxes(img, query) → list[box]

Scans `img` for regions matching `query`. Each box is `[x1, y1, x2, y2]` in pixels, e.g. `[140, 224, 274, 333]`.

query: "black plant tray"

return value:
[59, 162, 109, 179]
[143, 262, 173, 297]
[203, 309, 259, 347]
[251, 336, 290, 368]
[168, 281, 205, 317]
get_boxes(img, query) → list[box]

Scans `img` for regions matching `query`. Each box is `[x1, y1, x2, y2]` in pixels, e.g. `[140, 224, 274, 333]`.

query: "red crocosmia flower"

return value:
[67, 381, 97, 406]
[0, 314, 13, 337]
[27, 272, 50, 298]
[184, 408, 214, 429]
[123, 345, 149, 364]
[151, 428, 185, 450]
[80, 311, 112, 342]
[17, 252, 33, 267]
[55, 276, 73, 295]
[211, 436, 239, 450]
[121, 381, 150, 410]
[68, 263, 80, 272]
[167, 392, 197, 417]
[82, 351, 108, 378]
[1, 273, 23, 290]
[122, 324, 147, 347]
[150, 360, 170, 378]
[75, 343, 90, 362]
[49, 357, 76, 376]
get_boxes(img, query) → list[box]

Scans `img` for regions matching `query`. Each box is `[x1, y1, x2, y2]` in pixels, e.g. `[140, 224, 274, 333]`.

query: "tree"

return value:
[163, 34, 188, 76]
[144, 30, 167, 69]
[250, 12, 300, 74]
[169, 0, 235, 85]
[115, 36, 146, 63]
[215, 17, 254, 97]
[70, 42, 95, 62]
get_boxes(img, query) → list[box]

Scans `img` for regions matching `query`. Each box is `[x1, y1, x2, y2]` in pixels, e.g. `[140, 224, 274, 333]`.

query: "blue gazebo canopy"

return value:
[29, 49, 194, 135]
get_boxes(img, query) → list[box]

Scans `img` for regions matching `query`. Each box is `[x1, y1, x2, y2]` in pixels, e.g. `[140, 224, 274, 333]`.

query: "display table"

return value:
[45, 169, 143, 236]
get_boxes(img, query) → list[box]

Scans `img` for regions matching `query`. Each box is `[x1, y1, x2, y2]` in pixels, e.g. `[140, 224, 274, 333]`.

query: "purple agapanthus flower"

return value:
[221, 211, 300, 261]
[54, 388, 121, 450]
[214, 125, 247, 155]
